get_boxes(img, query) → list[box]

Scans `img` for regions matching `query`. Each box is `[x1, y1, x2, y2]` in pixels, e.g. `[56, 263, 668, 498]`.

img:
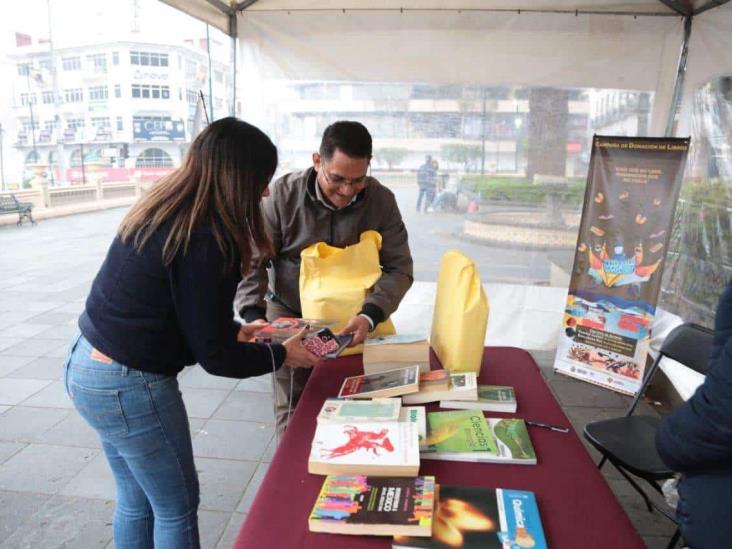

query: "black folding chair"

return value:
[583, 323, 714, 549]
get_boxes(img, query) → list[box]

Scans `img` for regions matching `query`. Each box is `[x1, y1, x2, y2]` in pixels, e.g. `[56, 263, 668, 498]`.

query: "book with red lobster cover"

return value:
[309, 421, 420, 477]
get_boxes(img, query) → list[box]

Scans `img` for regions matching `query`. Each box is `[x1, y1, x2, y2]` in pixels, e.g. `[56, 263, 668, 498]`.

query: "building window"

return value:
[64, 88, 83, 103]
[91, 117, 110, 130]
[116, 117, 123, 131]
[39, 58, 52, 72]
[20, 93, 36, 106]
[136, 147, 173, 168]
[67, 118, 85, 130]
[21, 119, 39, 132]
[130, 51, 168, 67]
[87, 53, 107, 73]
[131, 84, 170, 99]
[114, 84, 121, 98]
[62, 57, 81, 71]
[44, 120, 57, 132]
[17, 63, 31, 76]
[112, 51, 119, 65]
[88, 85, 108, 101]
[186, 89, 198, 105]
[42, 91, 54, 104]
[185, 60, 197, 78]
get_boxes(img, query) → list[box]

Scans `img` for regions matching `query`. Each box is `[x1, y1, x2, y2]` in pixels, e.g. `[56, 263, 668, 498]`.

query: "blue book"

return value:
[497, 489, 548, 549]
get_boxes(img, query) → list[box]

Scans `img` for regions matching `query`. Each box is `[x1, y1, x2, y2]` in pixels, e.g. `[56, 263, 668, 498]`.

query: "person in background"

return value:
[655, 277, 732, 549]
[236, 120, 414, 434]
[64, 118, 319, 549]
[416, 154, 437, 213]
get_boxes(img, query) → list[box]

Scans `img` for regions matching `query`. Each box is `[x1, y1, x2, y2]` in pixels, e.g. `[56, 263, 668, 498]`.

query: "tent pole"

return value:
[229, 12, 237, 117]
[665, 15, 692, 137]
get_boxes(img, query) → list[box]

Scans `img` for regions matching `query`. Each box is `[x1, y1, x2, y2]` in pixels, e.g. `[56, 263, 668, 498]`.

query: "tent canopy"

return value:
[161, 0, 728, 35]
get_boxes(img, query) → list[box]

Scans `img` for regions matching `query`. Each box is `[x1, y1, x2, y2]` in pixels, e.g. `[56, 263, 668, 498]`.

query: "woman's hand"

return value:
[237, 319, 269, 343]
[282, 327, 320, 369]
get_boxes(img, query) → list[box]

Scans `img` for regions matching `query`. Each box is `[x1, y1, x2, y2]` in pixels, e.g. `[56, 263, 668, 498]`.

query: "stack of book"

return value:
[403, 371, 479, 405]
[363, 334, 431, 374]
[309, 391, 426, 477]
[306, 362, 547, 542]
[306, 475, 547, 547]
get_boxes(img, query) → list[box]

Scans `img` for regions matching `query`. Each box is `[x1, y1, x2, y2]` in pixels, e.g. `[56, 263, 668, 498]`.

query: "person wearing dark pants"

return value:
[416, 155, 436, 212]
[656, 277, 732, 549]
[64, 118, 318, 549]
[236, 121, 414, 435]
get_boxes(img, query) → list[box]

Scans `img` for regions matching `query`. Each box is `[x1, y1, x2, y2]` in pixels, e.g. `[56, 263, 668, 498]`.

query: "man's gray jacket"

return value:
[235, 167, 413, 326]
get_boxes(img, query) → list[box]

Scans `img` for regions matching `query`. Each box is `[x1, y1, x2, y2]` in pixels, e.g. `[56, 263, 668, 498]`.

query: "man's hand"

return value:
[339, 315, 371, 346]
[237, 319, 268, 343]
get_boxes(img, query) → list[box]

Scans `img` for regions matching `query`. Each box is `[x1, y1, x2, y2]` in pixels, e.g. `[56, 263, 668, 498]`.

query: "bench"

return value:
[0, 194, 36, 225]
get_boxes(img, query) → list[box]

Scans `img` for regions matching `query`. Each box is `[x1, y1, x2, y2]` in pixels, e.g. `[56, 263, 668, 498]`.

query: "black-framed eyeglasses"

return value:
[319, 164, 369, 189]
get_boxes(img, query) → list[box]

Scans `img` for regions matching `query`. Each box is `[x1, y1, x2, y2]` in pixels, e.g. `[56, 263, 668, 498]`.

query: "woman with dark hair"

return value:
[63, 117, 318, 549]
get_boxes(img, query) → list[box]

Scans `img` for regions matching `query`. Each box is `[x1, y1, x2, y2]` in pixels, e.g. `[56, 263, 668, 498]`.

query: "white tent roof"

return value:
[160, 0, 728, 35]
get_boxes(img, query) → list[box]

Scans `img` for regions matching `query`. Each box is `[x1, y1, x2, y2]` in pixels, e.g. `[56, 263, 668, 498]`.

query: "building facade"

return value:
[10, 38, 231, 185]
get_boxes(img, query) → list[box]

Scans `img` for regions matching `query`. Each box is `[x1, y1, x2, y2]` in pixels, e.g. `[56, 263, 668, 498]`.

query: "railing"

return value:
[0, 180, 145, 211]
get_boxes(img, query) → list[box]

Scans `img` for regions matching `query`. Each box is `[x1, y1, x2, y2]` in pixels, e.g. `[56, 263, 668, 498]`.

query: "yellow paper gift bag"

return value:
[299, 230, 396, 355]
[430, 250, 489, 373]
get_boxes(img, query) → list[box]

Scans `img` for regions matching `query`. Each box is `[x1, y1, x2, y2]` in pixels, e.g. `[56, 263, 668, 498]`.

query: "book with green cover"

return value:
[309, 475, 436, 537]
[440, 385, 517, 413]
[422, 415, 536, 465]
[423, 410, 497, 454]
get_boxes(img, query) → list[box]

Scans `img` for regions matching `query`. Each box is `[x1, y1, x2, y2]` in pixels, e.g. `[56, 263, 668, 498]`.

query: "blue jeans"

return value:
[64, 334, 200, 549]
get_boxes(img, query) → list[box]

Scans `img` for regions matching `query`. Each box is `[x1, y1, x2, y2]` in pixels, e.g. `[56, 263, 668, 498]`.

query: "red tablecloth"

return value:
[234, 347, 643, 549]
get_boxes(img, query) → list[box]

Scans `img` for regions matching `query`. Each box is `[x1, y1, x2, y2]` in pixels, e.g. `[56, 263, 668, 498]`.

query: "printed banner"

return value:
[553, 135, 690, 395]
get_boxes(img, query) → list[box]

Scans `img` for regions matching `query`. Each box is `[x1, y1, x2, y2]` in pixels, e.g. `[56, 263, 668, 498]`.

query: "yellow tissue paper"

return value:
[299, 230, 396, 355]
[430, 250, 489, 372]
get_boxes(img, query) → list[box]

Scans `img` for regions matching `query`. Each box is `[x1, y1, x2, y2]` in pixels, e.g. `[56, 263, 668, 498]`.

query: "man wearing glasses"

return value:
[236, 121, 414, 433]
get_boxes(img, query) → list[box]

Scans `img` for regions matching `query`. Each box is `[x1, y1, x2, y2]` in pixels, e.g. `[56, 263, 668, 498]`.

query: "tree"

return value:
[525, 87, 569, 181]
[376, 147, 409, 170]
[441, 143, 482, 172]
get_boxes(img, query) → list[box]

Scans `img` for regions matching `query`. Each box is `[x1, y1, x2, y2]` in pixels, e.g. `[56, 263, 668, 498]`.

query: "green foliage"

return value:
[460, 175, 585, 204]
[375, 147, 409, 170]
[441, 144, 482, 171]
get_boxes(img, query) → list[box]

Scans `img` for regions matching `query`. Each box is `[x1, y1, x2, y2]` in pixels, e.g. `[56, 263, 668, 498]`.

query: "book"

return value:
[418, 370, 450, 392]
[309, 475, 436, 537]
[309, 420, 421, 476]
[339, 365, 421, 399]
[400, 406, 427, 452]
[421, 413, 536, 465]
[317, 398, 402, 424]
[440, 385, 517, 413]
[392, 486, 547, 549]
[402, 372, 478, 405]
[364, 335, 431, 374]
[303, 328, 353, 359]
[253, 317, 334, 344]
